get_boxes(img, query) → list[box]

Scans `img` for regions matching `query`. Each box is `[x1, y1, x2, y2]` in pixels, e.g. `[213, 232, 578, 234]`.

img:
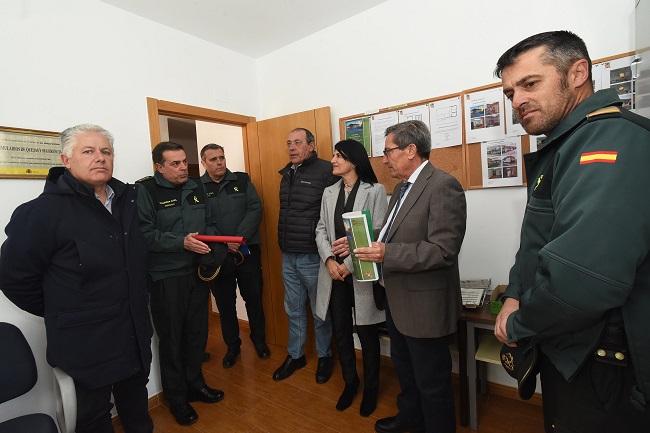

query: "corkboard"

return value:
[339, 92, 467, 192]
[339, 51, 635, 191]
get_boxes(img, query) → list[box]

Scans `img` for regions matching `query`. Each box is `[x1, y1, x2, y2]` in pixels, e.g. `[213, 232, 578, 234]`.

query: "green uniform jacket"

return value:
[136, 173, 207, 281]
[505, 88, 650, 408]
[201, 170, 262, 245]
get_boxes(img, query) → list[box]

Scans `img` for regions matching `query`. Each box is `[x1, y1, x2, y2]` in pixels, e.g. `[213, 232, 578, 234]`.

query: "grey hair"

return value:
[61, 124, 114, 157]
[385, 120, 431, 159]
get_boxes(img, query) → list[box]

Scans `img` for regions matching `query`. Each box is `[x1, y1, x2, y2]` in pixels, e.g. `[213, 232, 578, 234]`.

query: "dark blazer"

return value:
[382, 162, 466, 338]
[0, 168, 152, 389]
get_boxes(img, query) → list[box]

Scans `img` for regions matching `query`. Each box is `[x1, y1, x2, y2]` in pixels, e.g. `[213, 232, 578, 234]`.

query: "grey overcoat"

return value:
[314, 180, 388, 325]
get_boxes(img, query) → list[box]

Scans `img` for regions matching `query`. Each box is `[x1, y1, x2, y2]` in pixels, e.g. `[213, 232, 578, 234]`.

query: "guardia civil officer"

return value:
[199, 143, 270, 368]
[494, 31, 650, 433]
[136, 142, 224, 426]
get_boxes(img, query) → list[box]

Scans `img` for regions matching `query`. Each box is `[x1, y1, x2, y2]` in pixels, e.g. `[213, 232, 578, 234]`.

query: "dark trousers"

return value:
[210, 245, 266, 349]
[74, 369, 152, 433]
[540, 354, 649, 433]
[150, 274, 208, 405]
[330, 276, 380, 390]
[385, 305, 455, 433]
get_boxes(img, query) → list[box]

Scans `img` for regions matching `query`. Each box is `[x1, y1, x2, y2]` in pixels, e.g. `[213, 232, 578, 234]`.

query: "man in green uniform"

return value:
[137, 142, 224, 426]
[199, 143, 270, 368]
[494, 31, 650, 433]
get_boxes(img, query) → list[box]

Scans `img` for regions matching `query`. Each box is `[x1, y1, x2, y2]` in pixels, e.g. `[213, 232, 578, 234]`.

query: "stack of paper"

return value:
[460, 279, 491, 308]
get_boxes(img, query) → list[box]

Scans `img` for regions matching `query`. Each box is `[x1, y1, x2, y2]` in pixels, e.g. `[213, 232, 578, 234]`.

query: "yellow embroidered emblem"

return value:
[234, 186, 239, 192]
[534, 174, 544, 191]
[501, 352, 515, 372]
[193, 196, 199, 203]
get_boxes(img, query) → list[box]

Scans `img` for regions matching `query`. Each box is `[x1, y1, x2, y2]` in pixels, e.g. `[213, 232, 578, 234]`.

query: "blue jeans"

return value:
[282, 252, 332, 359]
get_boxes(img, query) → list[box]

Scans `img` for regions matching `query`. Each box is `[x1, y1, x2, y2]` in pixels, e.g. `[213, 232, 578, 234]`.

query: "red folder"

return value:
[193, 235, 245, 244]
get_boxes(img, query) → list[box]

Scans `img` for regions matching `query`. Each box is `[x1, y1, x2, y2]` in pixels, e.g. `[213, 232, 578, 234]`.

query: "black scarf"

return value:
[333, 179, 360, 263]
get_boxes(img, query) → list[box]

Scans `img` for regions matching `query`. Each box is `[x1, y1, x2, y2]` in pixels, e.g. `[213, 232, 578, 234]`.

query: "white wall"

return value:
[0, 0, 258, 423]
[256, 0, 636, 385]
[195, 122, 246, 175]
[0, 0, 638, 421]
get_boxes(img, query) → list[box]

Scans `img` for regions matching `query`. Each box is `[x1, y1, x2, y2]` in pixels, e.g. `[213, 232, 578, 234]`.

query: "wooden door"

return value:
[246, 107, 333, 350]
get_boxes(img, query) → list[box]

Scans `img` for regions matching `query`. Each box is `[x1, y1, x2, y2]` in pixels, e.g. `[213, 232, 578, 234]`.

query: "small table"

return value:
[458, 288, 501, 430]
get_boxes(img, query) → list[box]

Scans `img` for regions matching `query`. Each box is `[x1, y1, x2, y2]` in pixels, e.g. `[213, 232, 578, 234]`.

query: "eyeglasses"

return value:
[382, 146, 403, 156]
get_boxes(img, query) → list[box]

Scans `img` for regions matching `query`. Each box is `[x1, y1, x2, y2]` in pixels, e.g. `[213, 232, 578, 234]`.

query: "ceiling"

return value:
[101, 0, 389, 58]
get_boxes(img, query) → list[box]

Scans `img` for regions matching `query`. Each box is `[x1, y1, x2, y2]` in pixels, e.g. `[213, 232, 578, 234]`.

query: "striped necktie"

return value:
[381, 181, 410, 243]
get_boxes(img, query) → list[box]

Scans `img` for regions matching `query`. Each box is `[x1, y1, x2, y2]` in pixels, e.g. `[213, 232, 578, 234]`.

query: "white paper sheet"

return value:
[370, 111, 399, 157]
[592, 55, 636, 110]
[528, 134, 546, 153]
[428, 96, 463, 148]
[397, 104, 430, 128]
[504, 97, 526, 137]
[481, 136, 523, 188]
[464, 87, 506, 143]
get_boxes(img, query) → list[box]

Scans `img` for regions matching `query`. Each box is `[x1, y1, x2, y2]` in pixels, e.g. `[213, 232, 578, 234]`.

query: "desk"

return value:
[458, 294, 499, 430]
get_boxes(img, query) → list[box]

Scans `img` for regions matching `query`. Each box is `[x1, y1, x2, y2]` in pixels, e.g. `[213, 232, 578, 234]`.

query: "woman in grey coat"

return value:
[315, 139, 387, 416]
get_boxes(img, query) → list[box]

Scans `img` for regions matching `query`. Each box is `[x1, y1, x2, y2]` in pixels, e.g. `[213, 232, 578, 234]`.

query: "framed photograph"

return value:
[0, 126, 62, 179]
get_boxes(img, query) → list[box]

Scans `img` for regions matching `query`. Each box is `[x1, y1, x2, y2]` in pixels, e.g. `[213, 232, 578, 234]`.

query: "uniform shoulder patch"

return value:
[136, 175, 153, 184]
[579, 150, 618, 165]
[586, 106, 621, 119]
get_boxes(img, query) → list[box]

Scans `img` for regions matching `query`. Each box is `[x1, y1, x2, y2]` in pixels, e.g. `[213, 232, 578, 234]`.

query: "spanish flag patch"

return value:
[579, 151, 618, 165]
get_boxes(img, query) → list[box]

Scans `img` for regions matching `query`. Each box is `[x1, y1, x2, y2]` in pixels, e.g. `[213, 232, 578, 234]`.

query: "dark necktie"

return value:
[381, 181, 410, 243]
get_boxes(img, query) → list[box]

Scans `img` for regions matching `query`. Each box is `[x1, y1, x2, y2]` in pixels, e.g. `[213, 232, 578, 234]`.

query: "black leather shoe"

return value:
[336, 378, 359, 411]
[188, 384, 225, 403]
[316, 356, 333, 384]
[254, 342, 271, 359]
[272, 355, 306, 381]
[170, 402, 198, 426]
[374, 415, 425, 433]
[222, 347, 240, 368]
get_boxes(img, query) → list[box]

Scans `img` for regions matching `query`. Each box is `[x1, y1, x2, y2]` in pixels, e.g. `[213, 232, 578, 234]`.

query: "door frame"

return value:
[145, 97, 256, 170]
[144, 97, 278, 339]
[145, 98, 334, 349]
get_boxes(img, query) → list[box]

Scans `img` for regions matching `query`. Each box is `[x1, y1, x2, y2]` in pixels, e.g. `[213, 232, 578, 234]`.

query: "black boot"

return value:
[357, 323, 380, 417]
[336, 378, 359, 411]
[360, 386, 378, 417]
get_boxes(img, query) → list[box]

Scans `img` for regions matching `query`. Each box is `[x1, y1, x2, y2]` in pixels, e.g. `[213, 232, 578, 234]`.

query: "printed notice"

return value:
[504, 97, 526, 137]
[464, 87, 506, 143]
[0, 129, 62, 177]
[481, 136, 523, 188]
[429, 96, 463, 148]
[370, 111, 399, 157]
[397, 105, 431, 129]
[345, 117, 372, 156]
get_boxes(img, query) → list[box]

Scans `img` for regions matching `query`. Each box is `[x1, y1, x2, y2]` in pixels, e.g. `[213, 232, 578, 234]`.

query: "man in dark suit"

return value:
[355, 120, 466, 433]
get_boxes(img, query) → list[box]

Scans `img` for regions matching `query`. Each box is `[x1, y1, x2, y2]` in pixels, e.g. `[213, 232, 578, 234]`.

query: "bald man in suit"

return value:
[355, 120, 466, 433]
